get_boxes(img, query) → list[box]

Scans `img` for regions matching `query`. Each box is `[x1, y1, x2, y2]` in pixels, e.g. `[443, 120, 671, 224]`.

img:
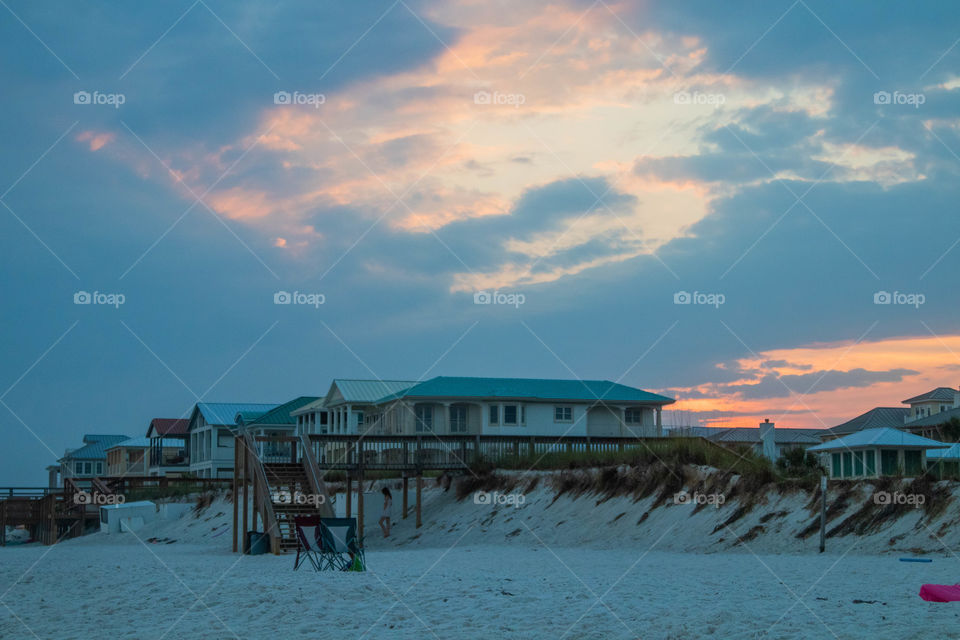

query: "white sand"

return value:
[2, 480, 960, 639]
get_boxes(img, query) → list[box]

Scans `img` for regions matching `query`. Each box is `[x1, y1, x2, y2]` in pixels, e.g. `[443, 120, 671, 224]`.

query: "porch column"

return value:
[441, 402, 451, 434]
[346, 404, 353, 434]
[656, 407, 663, 438]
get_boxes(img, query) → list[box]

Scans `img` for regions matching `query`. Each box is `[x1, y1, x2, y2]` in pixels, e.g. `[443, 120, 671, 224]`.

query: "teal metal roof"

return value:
[927, 443, 960, 460]
[240, 396, 320, 426]
[332, 380, 417, 404]
[195, 403, 279, 427]
[60, 435, 129, 461]
[808, 428, 949, 453]
[376, 376, 675, 405]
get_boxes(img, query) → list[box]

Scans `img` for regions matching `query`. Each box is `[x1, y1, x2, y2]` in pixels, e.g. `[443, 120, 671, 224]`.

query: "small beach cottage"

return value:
[146, 418, 190, 476]
[235, 396, 319, 460]
[58, 435, 129, 485]
[361, 376, 675, 437]
[927, 443, 960, 478]
[105, 438, 151, 476]
[187, 403, 278, 478]
[808, 428, 949, 478]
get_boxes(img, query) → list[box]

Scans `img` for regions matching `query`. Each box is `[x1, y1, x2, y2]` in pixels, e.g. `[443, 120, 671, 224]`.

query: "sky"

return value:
[2, 0, 960, 485]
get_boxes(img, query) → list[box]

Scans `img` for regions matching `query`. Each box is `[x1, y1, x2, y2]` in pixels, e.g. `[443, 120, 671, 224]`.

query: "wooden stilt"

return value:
[346, 475, 352, 518]
[232, 439, 239, 553]
[357, 472, 364, 542]
[402, 475, 409, 519]
[416, 474, 422, 528]
[242, 446, 249, 553]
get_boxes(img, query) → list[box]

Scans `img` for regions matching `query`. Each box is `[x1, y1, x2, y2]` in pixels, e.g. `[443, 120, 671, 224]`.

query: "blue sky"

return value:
[2, 0, 960, 484]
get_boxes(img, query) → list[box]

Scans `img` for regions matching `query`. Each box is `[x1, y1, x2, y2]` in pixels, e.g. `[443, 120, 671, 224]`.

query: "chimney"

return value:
[759, 418, 777, 460]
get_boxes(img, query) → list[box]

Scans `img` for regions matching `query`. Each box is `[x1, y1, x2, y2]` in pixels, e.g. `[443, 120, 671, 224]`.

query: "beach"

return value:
[3, 482, 960, 639]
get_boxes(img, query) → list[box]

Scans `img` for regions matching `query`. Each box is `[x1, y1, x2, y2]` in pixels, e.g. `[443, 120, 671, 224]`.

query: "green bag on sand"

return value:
[346, 555, 365, 572]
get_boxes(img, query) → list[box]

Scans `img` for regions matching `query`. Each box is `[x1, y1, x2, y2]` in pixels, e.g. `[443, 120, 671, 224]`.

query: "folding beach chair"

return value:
[318, 517, 365, 572]
[293, 515, 323, 571]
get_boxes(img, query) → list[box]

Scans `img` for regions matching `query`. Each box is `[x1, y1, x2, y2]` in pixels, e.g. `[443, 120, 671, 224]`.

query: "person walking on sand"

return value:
[378, 487, 393, 538]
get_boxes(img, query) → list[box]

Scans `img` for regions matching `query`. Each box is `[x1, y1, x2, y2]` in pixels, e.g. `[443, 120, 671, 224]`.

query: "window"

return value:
[503, 405, 518, 425]
[841, 452, 852, 478]
[864, 450, 876, 475]
[489, 404, 499, 426]
[831, 453, 841, 477]
[217, 431, 233, 447]
[624, 408, 644, 425]
[853, 452, 864, 476]
[75, 461, 83, 474]
[880, 449, 899, 475]
[555, 406, 573, 423]
[415, 404, 433, 432]
[904, 450, 922, 476]
[356, 412, 364, 429]
[450, 405, 467, 433]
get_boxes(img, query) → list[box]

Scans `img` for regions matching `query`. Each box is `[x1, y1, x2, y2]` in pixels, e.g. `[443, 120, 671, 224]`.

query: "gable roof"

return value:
[903, 387, 956, 404]
[808, 428, 949, 452]
[60, 435, 129, 461]
[376, 376, 675, 405]
[238, 396, 321, 426]
[147, 418, 189, 437]
[824, 407, 910, 437]
[193, 403, 279, 428]
[330, 380, 418, 404]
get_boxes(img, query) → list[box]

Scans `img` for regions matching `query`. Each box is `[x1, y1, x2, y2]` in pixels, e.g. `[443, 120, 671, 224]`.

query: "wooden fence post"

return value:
[232, 438, 239, 553]
[346, 475, 352, 518]
[402, 475, 409, 519]
[415, 473, 423, 528]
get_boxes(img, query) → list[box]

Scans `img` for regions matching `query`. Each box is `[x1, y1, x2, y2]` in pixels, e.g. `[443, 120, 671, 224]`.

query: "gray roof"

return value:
[711, 427, 822, 445]
[824, 407, 910, 438]
[902, 387, 956, 404]
[903, 405, 960, 428]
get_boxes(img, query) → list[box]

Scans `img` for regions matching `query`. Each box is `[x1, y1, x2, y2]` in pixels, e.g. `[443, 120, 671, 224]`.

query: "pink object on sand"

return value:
[919, 584, 960, 602]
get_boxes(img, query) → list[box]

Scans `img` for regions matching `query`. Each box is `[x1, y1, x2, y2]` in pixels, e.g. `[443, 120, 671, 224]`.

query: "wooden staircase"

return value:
[239, 433, 334, 554]
[262, 462, 320, 552]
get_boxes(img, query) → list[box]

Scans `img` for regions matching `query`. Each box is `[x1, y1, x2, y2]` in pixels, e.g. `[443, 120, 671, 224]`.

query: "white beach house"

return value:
[187, 403, 278, 478]
[357, 376, 675, 437]
[292, 380, 417, 436]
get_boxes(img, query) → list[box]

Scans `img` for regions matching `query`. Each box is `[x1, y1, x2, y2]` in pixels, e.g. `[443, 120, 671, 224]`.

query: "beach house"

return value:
[145, 418, 189, 476]
[292, 380, 417, 436]
[807, 427, 949, 478]
[818, 407, 911, 442]
[235, 396, 319, 460]
[696, 421, 821, 459]
[187, 403, 278, 478]
[358, 376, 675, 437]
[58, 434, 129, 485]
[105, 438, 151, 476]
